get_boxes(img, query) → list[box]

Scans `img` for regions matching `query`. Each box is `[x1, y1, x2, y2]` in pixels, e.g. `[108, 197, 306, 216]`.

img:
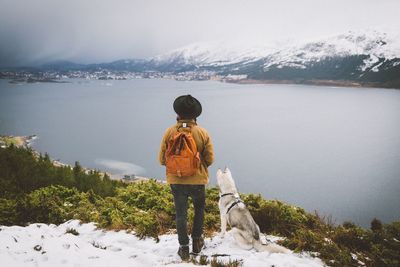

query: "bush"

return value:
[385, 221, 400, 240]
[283, 228, 354, 266]
[332, 223, 370, 251]
[371, 218, 383, 232]
[242, 193, 320, 236]
[96, 196, 130, 229]
[19, 185, 87, 224]
[0, 198, 18, 225]
[116, 180, 175, 214]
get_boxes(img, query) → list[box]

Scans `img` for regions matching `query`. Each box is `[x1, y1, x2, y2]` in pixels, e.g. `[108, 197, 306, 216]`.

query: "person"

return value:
[159, 95, 214, 260]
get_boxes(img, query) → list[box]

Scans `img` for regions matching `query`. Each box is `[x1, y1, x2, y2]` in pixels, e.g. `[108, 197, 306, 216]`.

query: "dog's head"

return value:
[216, 167, 238, 194]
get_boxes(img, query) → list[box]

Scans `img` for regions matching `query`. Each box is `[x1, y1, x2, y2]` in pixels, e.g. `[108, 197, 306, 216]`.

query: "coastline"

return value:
[0, 135, 71, 170]
[0, 135, 150, 183]
[226, 78, 400, 89]
[2, 74, 399, 89]
[0, 134, 37, 148]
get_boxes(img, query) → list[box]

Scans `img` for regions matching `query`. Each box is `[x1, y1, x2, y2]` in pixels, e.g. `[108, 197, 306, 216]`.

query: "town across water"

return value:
[1, 78, 399, 227]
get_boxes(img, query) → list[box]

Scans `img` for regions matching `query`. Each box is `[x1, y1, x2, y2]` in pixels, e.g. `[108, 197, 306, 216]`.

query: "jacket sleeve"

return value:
[158, 129, 170, 165]
[202, 132, 214, 167]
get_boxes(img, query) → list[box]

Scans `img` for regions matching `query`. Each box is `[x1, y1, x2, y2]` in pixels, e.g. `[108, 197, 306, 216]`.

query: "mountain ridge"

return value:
[3, 29, 400, 88]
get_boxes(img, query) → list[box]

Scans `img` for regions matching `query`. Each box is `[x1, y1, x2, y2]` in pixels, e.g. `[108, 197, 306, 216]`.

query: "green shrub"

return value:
[242, 194, 319, 236]
[96, 196, 130, 229]
[371, 218, 383, 232]
[283, 228, 353, 266]
[116, 180, 175, 214]
[385, 221, 400, 240]
[71, 192, 101, 223]
[0, 198, 18, 225]
[332, 224, 370, 251]
[210, 258, 243, 267]
[132, 210, 159, 239]
[20, 185, 87, 224]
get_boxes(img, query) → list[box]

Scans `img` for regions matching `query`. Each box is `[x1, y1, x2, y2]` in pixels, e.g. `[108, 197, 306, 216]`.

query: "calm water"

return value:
[1, 78, 399, 227]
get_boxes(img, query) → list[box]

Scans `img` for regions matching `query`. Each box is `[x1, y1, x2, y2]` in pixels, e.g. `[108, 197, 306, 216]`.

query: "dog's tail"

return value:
[253, 240, 291, 254]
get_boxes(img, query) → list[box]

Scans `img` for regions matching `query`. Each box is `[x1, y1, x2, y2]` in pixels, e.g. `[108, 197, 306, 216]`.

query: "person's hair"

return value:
[177, 115, 196, 121]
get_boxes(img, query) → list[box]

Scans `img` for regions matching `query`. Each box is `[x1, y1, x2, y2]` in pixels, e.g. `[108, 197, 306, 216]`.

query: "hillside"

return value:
[0, 145, 399, 266]
[2, 29, 399, 89]
[148, 30, 400, 88]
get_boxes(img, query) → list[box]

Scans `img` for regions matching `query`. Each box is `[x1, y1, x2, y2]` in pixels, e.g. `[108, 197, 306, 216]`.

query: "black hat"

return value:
[173, 95, 202, 119]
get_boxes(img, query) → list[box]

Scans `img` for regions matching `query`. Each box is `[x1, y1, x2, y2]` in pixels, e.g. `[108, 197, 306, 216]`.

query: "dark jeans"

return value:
[170, 184, 205, 246]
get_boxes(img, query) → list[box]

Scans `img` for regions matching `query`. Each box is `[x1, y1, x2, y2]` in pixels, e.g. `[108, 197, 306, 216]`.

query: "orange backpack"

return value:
[165, 125, 200, 177]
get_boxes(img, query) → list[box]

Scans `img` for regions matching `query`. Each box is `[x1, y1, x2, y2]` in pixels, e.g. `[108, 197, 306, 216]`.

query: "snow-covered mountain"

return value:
[28, 29, 400, 88]
[147, 29, 400, 87]
[150, 30, 399, 67]
[150, 41, 276, 68]
[262, 30, 400, 71]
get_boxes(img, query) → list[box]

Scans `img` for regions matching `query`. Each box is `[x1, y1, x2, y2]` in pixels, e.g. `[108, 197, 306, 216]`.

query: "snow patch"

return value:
[0, 220, 325, 267]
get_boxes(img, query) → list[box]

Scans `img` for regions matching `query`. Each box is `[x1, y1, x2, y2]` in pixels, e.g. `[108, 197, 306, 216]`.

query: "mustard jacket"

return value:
[159, 119, 214, 185]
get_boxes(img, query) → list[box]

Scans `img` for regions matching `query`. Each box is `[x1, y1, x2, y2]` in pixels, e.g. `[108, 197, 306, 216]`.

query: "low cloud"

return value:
[95, 159, 146, 175]
[1, 0, 400, 67]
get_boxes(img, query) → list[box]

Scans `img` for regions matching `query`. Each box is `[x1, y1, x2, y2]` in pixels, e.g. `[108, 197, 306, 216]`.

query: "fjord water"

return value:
[1, 79, 399, 227]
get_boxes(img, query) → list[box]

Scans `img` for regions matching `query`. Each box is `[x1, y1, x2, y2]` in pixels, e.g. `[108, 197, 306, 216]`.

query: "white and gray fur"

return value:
[217, 168, 291, 253]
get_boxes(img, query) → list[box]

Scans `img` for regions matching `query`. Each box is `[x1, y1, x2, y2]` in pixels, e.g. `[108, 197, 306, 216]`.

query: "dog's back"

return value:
[217, 168, 291, 254]
[230, 208, 259, 235]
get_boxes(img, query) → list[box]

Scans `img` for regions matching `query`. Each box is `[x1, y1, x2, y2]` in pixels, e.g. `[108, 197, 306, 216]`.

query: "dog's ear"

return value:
[224, 167, 231, 174]
[216, 169, 223, 177]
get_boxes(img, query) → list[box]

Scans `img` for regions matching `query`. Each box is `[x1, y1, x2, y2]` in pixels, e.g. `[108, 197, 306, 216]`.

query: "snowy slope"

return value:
[263, 29, 400, 71]
[151, 41, 276, 67]
[0, 220, 324, 267]
[150, 29, 400, 75]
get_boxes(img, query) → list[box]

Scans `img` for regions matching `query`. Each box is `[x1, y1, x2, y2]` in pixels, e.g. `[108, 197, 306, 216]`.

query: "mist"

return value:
[1, 0, 399, 66]
[95, 159, 146, 176]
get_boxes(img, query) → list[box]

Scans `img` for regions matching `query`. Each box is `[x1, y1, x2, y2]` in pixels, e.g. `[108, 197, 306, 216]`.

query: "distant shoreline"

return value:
[8, 77, 70, 84]
[2, 72, 399, 89]
[0, 134, 37, 148]
[226, 78, 400, 90]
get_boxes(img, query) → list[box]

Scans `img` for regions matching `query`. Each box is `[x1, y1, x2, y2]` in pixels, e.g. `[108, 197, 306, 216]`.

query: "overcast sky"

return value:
[0, 0, 399, 66]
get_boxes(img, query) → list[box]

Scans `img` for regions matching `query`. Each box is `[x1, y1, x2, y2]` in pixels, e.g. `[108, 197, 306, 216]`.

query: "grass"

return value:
[65, 227, 79, 236]
[189, 255, 243, 267]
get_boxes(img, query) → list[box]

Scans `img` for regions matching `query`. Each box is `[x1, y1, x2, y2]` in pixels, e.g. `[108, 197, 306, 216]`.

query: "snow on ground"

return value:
[0, 220, 324, 267]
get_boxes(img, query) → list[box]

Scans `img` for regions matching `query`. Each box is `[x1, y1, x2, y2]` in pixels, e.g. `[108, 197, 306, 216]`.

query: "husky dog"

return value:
[216, 168, 291, 253]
